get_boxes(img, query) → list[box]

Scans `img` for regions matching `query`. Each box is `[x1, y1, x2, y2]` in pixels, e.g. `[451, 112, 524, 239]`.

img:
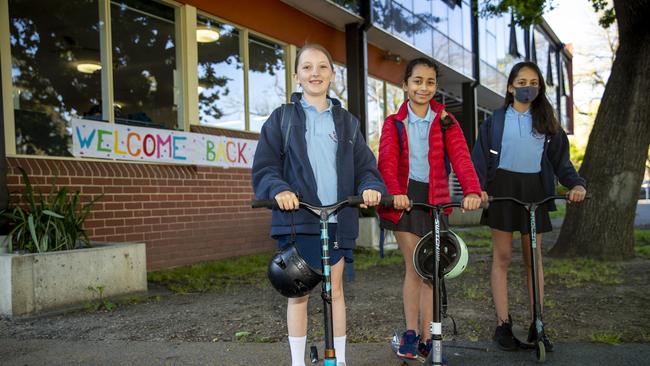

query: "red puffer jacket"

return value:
[378, 99, 481, 223]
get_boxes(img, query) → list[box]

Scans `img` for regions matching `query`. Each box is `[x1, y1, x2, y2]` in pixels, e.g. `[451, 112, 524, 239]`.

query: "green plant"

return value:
[590, 331, 622, 345]
[545, 258, 623, 287]
[549, 203, 566, 219]
[635, 229, 650, 259]
[85, 285, 117, 312]
[0, 167, 101, 253]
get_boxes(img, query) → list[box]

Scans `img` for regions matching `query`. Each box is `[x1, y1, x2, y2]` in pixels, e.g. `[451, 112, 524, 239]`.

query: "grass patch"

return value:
[462, 284, 487, 301]
[353, 247, 403, 270]
[148, 247, 405, 293]
[635, 229, 650, 259]
[544, 297, 557, 309]
[549, 203, 566, 219]
[456, 227, 492, 251]
[460, 227, 492, 240]
[545, 258, 623, 288]
[590, 331, 622, 345]
[148, 252, 272, 293]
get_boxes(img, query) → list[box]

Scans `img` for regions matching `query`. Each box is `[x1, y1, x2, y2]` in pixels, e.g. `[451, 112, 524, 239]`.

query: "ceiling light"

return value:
[76, 62, 102, 74]
[196, 26, 220, 43]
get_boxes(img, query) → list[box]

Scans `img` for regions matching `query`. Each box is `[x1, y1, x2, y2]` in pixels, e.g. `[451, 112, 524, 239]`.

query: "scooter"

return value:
[388, 199, 469, 366]
[253, 195, 388, 365]
[487, 194, 588, 362]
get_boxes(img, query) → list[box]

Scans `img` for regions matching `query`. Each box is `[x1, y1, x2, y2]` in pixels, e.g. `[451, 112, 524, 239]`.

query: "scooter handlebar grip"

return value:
[346, 196, 365, 206]
[251, 199, 278, 209]
[380, 195, 394, 206]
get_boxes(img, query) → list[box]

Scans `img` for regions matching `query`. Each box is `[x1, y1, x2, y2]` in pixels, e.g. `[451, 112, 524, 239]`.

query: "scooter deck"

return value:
[390, 333, 426, 365]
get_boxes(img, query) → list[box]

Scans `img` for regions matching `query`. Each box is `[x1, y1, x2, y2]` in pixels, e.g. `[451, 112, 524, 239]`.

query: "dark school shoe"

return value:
[493, 315, 519, 351]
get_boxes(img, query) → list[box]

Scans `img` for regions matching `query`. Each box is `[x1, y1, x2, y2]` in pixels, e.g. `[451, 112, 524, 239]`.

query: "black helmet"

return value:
[413, 230, 468, 281]
[267, 245, 322, 298]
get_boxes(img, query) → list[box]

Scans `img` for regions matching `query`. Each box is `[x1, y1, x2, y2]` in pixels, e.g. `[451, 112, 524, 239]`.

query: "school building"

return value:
[0, 0, 573, 269]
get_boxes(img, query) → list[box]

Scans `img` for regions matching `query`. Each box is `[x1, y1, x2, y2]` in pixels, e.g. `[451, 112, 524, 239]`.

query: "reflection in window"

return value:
[560, 96, 568, 129]
[434, 29, 449, 65]
[367, 77, 385, 156]
[386, 82, 405, 116]
[331, 0, 360, 14]
[448, 4, 463, 45]
[111, 0, 179, 130]
[196, 17, 244, 130]
[448, 42, 464, 73]
[248, 35, 286, 133]
[373, 0, 440, 46]
[561, 61, 570, 96]
[414, 26, 433, 55]
[534, 29, 549, 81]
[9, 0, 101, 156]
[330, 64, 348, 108]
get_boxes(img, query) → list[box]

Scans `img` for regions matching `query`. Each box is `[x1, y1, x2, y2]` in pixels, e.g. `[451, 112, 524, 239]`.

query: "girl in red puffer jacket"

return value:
[377, 57, 482, 359]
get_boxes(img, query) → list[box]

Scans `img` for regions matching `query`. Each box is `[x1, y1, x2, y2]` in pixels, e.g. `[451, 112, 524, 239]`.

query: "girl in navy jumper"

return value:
[471, 61, 586, 352]
[377, 57, 482, 359]
[252, 44, 385, 366]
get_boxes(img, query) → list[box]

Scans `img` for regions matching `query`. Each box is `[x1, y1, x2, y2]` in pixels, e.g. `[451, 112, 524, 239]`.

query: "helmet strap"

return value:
[289, 211, 297, 244]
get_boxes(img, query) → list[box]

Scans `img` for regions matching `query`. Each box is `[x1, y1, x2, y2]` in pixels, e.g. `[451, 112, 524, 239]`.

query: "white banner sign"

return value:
[72, 118, 257, 168]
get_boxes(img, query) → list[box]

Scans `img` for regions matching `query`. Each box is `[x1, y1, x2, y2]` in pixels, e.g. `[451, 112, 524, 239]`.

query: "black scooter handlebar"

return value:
[251, 194, 395, 210]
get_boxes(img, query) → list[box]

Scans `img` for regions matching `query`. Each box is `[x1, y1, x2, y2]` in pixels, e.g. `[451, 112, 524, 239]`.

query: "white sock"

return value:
[288, 335, 307, 366]
[334, 335, 346, 365]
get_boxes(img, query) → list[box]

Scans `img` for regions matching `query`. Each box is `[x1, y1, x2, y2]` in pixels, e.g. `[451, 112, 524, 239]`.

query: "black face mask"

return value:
[513, 86, 539, 103]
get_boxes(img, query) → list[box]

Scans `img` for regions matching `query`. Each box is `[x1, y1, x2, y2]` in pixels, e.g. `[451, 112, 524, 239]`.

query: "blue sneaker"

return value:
[397, 330, 419, 359]
[418, 339, 432, 358]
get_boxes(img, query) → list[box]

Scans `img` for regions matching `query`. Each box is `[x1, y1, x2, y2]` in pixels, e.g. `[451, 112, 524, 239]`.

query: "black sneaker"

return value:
[493, 315, 518, 351]
[527, 321, 554, 352]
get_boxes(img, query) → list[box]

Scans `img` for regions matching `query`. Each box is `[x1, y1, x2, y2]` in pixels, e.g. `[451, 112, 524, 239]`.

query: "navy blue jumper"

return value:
[252, 93, 387, 248]
[471, 107, 586, 211]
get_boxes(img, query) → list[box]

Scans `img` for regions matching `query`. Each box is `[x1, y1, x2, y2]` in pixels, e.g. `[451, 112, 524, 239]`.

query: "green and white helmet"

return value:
[413, 229, 468, 281]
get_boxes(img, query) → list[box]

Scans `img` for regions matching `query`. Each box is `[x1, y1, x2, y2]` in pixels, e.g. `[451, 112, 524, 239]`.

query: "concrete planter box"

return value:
[357, 217, 398, 251]
[0, 242, 147, 317]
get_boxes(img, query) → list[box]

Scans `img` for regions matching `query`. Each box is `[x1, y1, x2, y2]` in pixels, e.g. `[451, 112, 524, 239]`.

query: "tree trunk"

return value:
[550, 0, 650, 259]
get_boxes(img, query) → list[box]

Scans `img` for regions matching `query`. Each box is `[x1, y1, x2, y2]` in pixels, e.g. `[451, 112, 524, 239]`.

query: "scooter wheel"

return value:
[536, 340, 546, 363]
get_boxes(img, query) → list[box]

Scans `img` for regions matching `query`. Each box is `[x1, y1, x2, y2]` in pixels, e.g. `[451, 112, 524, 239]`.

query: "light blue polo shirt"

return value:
[301, 97, 338, 222]
[407, 102, 436, 183]
[498, 106, 545, 173]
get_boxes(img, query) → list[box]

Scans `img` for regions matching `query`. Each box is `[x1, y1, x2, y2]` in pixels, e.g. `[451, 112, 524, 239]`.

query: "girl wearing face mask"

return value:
[471, 61, 586, 352]
[377, 57, 482, 360]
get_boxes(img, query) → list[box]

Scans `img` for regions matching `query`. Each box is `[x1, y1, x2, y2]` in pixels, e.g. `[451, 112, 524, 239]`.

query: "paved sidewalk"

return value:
[2, 338, 650, 365]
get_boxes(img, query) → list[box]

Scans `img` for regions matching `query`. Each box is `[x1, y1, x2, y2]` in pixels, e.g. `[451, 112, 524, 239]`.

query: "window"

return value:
[196, 16, 245, 130]
[448, 4, 463, 45]
[386, 82, 405, 117]
[330, 64, 348, 108]
[534, 29, 549, 80]
[9, 0, 101, 156]
[561, 60, 570, 96]
[247, 35, 286, 133]
[111, 0, 179, 130]
[367, 77, 385, 156]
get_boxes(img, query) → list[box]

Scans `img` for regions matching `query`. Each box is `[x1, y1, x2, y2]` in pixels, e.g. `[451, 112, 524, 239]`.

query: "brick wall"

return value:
[5, 128, 274, 270]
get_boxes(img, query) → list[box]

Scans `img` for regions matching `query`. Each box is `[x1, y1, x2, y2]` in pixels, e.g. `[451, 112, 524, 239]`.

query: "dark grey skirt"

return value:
[481, 169, 552, 234]
[380, 179, 449, 237]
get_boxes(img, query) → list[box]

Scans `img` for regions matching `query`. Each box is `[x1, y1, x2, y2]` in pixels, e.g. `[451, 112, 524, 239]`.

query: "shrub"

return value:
[1, 167, 101, 253]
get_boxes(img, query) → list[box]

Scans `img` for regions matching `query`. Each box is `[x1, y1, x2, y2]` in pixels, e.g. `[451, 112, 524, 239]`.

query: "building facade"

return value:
[0, 0, 573, 269]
